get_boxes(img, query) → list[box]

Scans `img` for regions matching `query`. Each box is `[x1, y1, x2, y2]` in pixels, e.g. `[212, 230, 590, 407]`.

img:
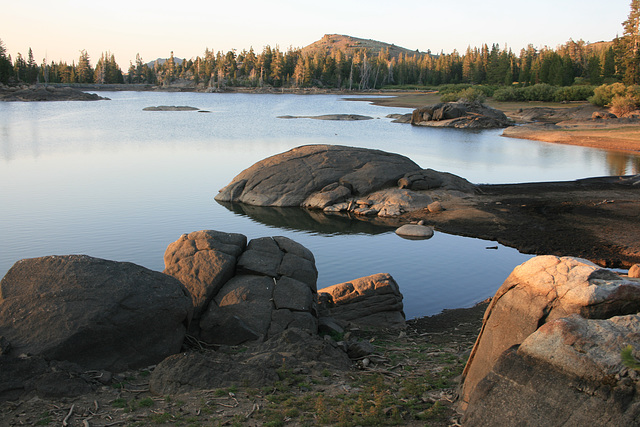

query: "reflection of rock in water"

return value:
[217, 201, 397, 236]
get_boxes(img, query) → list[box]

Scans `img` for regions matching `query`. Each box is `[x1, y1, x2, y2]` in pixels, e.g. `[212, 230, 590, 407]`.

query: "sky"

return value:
[1, 1, 632, 68]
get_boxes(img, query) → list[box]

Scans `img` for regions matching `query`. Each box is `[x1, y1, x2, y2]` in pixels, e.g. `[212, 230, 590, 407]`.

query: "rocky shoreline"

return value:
[2, 87, 640, 425]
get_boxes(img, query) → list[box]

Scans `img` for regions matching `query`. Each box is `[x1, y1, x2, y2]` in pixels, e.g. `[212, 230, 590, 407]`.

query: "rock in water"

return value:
[411, 101, 511, 129]
[460, 255, 640, 410]
[0, 255, 192, 371]
[214, 144, 422, 207]
[395, 224, 434, 239]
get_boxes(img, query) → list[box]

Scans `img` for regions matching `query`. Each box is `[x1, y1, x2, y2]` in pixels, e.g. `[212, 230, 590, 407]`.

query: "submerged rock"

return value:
[143, 105, 199, 111]
[278, 114, 373, 121]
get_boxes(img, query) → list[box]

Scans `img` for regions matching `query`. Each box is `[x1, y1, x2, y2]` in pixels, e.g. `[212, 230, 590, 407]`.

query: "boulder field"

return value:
[0, 231, 404, 401]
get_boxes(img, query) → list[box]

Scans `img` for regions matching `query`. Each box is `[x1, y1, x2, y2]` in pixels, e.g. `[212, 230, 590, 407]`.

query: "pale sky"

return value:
[1, 1, 632, 68]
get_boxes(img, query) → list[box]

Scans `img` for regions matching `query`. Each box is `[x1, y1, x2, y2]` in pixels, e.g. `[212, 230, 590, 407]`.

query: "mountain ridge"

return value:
[301, 34, 430, 59]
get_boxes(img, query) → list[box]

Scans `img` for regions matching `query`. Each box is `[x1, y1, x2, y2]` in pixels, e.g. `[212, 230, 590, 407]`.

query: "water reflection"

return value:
[217, 201, 397, 236]
[606, 152, 640, 176]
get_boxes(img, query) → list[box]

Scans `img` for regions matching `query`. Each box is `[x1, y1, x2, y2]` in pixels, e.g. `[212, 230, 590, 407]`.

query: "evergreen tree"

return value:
[76, 50, 93, 83]
[621, 0, 640, 84]
[0, 39, 13, 84]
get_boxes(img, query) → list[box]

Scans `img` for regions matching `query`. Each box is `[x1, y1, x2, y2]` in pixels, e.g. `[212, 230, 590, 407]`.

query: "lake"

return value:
[1, 91, 639, 318]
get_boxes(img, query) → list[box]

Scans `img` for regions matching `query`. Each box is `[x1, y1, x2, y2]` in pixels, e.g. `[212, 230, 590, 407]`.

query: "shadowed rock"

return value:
[0, 255, 192, 371]
[318, 273, 405, 329]
[163, 230, 246, 320]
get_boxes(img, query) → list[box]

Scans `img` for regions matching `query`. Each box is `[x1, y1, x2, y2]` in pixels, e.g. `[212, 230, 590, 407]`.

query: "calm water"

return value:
[1, 92, 639, 318]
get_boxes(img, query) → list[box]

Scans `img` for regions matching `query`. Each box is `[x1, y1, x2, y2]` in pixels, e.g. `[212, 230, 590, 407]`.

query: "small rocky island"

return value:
[277, 114, 373, 121]
[410, 101, 512, 129]
[0, 85, 108, 102]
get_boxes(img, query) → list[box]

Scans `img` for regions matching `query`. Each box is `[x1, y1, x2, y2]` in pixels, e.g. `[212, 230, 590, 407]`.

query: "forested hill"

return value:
[302, 34, 430, 59]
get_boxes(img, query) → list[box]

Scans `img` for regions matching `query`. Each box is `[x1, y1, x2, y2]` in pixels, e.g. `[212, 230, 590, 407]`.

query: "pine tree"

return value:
[76, 50, 93, 83]
[0, 38, 12, 84]
[621, 0, 640, 84]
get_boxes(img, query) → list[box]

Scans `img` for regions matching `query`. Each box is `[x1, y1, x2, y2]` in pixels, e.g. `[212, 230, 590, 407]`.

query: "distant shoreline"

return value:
[7, 83, 640, 154]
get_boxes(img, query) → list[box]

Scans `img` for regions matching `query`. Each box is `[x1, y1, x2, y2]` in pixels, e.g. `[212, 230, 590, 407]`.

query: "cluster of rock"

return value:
[410, 101, 512, 129]
[0, 85, 109, 102]
[142, 105, 200, 111]
[277, 114, 373, 121]
[0, 231, 405, 400]
[215, 144, 477, 221]
[460, 256, 640, 425]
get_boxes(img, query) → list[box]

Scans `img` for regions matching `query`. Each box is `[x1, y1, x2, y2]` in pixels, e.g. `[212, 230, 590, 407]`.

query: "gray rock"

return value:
[194, 236, 320, 346]
[395, 224, 434, 239]
[0, 255, 192, 371]
[347, 340, 375, 359]
[318, 273, 405, 329]
[214, 145, 422, 207]
[200, 275, 275, 344]
[398, 168, 478, 193]
[460, 255, 640, 410]
[411, 102, 511, 129]
[463, 341, 640, 426]
[273, 277, 314, 312]
[163, 230, 246, 319]
[143, 105, 199, 111]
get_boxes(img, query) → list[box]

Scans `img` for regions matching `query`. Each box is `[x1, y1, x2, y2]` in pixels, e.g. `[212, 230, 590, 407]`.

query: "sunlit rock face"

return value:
[460, 255, 640, 416]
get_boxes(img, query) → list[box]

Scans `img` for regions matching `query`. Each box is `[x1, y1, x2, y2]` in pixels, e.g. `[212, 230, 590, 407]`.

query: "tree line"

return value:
[1, 2, 639, 91]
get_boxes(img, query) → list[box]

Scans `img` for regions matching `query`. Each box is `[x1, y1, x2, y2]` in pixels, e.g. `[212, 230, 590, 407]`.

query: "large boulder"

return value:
[411, 102, 511, 129]
[163, 230, 246, 320]
[463, 314, 640, 426]
[214, 144, 422, 207]
[0, 255, 192, 371]
[460, 255, 640, 410]
[318, 273, 405, 329]
[196, 236, 319, 345]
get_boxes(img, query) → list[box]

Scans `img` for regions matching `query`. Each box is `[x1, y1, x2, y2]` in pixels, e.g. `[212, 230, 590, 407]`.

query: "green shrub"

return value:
[589, 82, 627, 107]
[458, 87, 486, 103]
[553, 85, 595, 102]
[439, 91, 460, 102]
[522, 84, 556, 102]
[493, 86, 521, 102]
